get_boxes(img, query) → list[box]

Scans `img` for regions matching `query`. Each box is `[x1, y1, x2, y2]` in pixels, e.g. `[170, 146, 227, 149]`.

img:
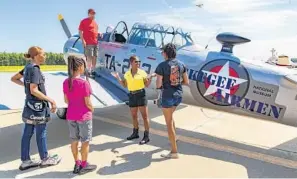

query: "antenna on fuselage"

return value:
[204, 27, 222, 49]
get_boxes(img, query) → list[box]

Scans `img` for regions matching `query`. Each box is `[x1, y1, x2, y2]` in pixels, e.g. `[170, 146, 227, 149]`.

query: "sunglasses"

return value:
[134, 60, 141, 63]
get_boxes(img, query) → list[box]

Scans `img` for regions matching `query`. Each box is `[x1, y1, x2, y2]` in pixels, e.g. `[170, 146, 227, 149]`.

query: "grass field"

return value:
[0, 65, 67, 72]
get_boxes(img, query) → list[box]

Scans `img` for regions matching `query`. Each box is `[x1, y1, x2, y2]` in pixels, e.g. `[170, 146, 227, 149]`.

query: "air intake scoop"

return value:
[216, 32, 251, 53]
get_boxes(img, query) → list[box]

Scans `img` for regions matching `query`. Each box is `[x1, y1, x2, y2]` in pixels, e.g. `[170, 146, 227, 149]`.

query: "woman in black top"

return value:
[155, 43, 189, 159]
[11, 46, 61, 170]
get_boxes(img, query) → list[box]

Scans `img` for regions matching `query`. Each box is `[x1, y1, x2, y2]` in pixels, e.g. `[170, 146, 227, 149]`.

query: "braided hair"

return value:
[67, 55, 88, 91]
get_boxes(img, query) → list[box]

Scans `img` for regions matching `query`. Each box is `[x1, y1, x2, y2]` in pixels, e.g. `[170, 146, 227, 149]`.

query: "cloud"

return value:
[144, 14, 206, 32]
[216, 9, 297, 36]
[193, 0, 287, 14]
[136, 0, 297, 60]
[141, 11, 219, 48]
[251, 35, 297, 57]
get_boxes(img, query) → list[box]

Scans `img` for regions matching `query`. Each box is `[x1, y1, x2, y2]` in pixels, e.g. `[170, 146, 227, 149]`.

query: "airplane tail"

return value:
[58, 14, 72, 39]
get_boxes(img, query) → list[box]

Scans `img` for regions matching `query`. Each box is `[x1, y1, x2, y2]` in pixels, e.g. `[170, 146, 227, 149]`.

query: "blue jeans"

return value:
[161, 96, 182, 108]
[21, 123, 48, 161]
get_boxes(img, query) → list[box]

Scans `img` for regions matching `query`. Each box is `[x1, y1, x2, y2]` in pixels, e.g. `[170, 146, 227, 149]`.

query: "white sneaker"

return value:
[40, 154, 61, 168]
[19, 159, 41, 171]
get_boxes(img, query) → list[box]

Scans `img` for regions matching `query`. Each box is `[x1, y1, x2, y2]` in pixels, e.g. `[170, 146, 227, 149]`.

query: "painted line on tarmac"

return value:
[93, 116, 297, 169]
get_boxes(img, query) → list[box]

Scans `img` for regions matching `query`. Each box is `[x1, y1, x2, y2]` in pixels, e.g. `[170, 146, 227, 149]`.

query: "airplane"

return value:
[196, 3, 204, 8]
[57, 14, 297, 128]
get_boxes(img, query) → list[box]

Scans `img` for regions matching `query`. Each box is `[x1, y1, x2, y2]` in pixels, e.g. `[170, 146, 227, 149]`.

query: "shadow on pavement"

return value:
[0, 103, 297, 178]
[0, 168, 40, 178]
[272, 137, 297, 155]
[23, 171, 74, 178]
[98, 148, 166, 175]
[89, 139, 137, 153]
[0, 168, 72, 178]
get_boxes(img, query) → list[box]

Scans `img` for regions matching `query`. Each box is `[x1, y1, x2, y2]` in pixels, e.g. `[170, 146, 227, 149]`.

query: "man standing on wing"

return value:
[79, 8, 102, 78]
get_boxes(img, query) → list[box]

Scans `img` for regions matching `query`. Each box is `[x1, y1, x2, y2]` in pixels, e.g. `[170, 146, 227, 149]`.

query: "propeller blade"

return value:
[58, 14, 72, 39]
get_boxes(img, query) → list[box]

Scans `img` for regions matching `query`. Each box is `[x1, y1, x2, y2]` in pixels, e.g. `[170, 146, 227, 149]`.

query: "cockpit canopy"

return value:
[105, 21, 195, 49]
[128, 23, 194, 48]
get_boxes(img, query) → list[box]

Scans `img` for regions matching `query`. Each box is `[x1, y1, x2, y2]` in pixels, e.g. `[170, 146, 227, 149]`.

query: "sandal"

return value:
[161, 152, 179, 159]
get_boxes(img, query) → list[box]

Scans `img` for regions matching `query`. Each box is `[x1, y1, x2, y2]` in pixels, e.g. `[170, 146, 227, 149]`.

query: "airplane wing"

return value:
[0, 70, 129, 110]
[285, 73, 297, 86]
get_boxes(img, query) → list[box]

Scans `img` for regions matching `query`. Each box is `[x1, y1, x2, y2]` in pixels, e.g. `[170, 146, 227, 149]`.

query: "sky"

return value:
[0, 0, 296, 61]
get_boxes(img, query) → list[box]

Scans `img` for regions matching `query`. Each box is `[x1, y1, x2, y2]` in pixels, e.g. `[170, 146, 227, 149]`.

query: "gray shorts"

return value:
[67, 120, 92, 143]
[85, 45, 98, 57]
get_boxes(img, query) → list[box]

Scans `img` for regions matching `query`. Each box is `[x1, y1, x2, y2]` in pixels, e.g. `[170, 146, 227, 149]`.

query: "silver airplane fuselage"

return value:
[61, 21, 297, 127]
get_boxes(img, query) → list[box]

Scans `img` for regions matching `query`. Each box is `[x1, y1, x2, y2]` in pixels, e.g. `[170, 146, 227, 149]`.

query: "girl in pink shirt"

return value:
[63, 55, 97, 175]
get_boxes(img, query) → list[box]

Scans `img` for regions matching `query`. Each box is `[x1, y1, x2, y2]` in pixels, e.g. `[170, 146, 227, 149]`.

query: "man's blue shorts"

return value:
[161, 97, 182, 108]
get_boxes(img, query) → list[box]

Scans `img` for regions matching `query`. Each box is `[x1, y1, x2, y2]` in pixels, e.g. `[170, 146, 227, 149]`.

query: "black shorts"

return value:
[128, 89, 147, 108]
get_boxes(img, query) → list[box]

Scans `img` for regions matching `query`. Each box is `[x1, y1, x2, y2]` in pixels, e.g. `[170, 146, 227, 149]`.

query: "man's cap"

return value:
[88, 8, 96, 14]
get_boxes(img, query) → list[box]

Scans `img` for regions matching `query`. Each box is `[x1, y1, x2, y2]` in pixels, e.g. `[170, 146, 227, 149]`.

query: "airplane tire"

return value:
[56, 108, 67, 120]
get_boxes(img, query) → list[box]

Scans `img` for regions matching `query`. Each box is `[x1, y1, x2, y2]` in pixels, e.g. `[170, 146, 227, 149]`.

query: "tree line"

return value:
[0, 52, 66, 66]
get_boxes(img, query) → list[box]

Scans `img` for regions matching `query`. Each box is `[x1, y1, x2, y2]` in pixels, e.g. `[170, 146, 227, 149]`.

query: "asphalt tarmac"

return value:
[1, 101, 297, 178]
[1, 71, 297, 178]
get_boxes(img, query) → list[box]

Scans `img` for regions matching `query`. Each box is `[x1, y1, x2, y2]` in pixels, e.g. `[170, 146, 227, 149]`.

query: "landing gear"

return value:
[56, 108, 67, 120]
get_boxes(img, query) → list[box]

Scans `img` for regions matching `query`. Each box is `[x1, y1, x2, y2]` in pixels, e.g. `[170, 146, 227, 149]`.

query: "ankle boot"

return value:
[127, 128, 139, 140]
[139, 130, 150, 145]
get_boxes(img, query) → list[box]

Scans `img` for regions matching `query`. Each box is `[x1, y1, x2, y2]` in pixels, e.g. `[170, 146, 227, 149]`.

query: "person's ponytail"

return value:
[24, 54, 31, 58]
[67, 56, 74, 91]
[67, 55, 87, 91]
[83, 59, 89, 83]
[24, 46, 43, 60]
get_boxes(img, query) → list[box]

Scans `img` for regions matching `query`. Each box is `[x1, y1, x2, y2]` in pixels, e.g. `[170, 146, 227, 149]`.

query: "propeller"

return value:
[58, 14, 72, 39]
